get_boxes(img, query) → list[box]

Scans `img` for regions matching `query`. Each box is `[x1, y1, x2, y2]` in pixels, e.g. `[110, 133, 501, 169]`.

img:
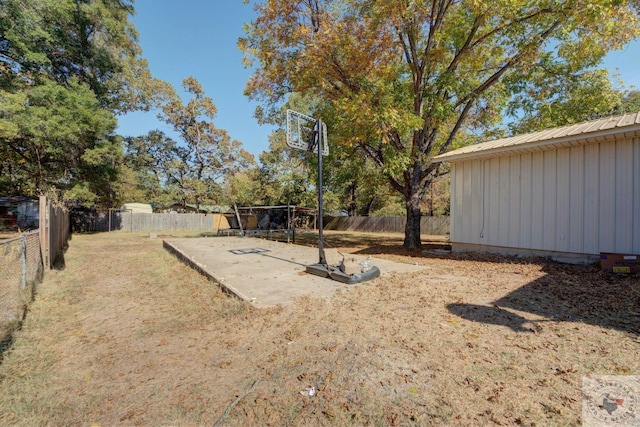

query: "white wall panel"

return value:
[508, 156, 521, 247]
[498, 157, 511, 244]
[530, 152, 545, 250]
[599, 141, 616, 252]
[470, 160, 483, 244]
[634, 138, 640, 253]
[614, 140, 633, 252]
[488, 158, 501, 246]
[461, 160, 472, 243]
[568, 146, 585, 253]
[519, 153, 533, 248]
[583, 143, 600, 253]
[449, 136, 639, 256]
[555, 148, 571, 253]
[542, 151, 557, 250]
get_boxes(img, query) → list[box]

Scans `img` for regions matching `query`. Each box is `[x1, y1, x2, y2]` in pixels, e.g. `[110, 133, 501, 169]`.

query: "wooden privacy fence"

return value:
[122, 213, 216, 232]
[324, 215, 449, 235]
[72, 211, 449, 235]
[73, 212, 220, 233]
[39, 196, 71, 269]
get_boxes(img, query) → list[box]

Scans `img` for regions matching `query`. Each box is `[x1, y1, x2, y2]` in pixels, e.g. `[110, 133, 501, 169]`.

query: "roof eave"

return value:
[433, 123, 640, 163]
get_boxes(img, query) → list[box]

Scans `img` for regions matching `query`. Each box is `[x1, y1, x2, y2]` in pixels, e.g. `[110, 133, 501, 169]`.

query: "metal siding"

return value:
[519, 153, 533, 248]
[451, 163, 463, 242]
[470, 160, 483, 244]
[569, 146, 585, 253]
[598, 141, 616, 252]
[531, 152, 545, 249]
[583, 144, 600, 253]
[542, 151, 557, 250]
[634, 138, 640, 253]
[488, 158, 501, 246]
[498, 157, 511, 245]
[462, 161, 473, 243]
[508, 156, 521, 247]
[556, 148, 571, 253]
[614, 139, 634, 252]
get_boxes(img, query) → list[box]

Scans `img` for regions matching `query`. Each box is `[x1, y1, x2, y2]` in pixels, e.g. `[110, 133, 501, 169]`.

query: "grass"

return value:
[0, 230, 637, 426]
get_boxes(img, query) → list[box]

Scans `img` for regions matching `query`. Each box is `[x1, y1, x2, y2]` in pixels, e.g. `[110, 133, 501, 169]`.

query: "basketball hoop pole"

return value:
[315, 119, 327, 266]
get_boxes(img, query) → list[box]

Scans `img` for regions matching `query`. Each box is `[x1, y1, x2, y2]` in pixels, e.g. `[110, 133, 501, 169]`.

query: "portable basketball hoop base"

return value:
[306, 262, 381, 284]
[286, 109, 381, 284]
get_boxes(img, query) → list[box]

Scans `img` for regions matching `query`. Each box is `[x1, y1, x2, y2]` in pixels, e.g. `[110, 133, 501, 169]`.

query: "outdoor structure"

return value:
[0, 196, 39, 229]
[161, 203, 230, 214]
[222, 205, 316, 242]
[433, 112, 640, 263]
[121, 203, 153, 214]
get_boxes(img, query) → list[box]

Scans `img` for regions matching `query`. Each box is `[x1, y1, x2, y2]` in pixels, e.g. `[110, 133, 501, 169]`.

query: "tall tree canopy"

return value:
[241, 0, 640, 248]
[124, 77, 256, 210]
[0, 0, 167, 205]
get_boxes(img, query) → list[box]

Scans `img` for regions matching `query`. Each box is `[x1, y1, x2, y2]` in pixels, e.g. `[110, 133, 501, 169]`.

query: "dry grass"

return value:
[0, 231, 638, 426]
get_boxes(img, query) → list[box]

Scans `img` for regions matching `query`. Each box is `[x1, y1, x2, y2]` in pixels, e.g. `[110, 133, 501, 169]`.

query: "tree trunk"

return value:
[403, 193, 422, 248]
[347, 182, 357, 217]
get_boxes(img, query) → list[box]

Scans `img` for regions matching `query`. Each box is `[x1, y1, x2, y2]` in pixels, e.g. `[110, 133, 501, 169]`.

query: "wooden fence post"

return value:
[38, 195, 49, 269]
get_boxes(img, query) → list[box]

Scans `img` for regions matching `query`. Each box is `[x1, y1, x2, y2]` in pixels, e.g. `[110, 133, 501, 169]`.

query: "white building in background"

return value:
[434, 112, 640, 263]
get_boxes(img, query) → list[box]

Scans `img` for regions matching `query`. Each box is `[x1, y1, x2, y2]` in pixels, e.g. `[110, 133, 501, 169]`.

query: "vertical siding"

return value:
[583, 143, 600, 253]
[470, 160, 483, 243]
[449, 136, 639, 256]
[568, 146, 585, 253]
[519, 153, 533, 247]
[461, 159, 473, 242]
[634, 138, 640, 253]
[451, 163, 462, 241]
[508, 156, 521, 247]
[488, 158, 501, 246]
[599, 141, 616, 252]
[555, 148, 570, 253]
[615, 140, 633, 251]
[498, 157, 511, 245]
[542, 150, 557, 250]
[530, 152, 545, 249]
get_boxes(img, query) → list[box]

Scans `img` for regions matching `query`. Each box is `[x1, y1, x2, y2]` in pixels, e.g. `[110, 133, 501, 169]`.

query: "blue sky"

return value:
[117, 1, 640, 159]
[116, 1, 274, 159]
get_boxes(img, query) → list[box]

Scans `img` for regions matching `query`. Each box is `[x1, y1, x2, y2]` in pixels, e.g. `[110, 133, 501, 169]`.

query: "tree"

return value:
[0, 77, 120, 205]
[0, 0, 168, 205]
[240, 0, 640, 248]
[156, 77, 256, 210]
[506, 66, 627, 134]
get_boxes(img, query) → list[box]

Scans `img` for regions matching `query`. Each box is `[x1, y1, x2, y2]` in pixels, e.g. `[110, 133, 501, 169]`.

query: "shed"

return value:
[433, 112, 640, 263]
[121, 203, 153, 214]
[0, 196, 39, 229]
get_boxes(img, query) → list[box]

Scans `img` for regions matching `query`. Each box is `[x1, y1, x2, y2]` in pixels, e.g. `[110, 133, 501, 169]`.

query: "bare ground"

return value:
[0, 231, 638, 426]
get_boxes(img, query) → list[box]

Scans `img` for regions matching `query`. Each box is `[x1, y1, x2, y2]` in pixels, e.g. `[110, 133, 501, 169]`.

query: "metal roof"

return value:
[433, 111, 640, 163]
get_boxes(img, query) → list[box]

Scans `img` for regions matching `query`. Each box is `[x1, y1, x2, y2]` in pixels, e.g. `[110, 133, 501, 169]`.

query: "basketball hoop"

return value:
[282, 109, 379, 283]
[286, 109, 329, 156]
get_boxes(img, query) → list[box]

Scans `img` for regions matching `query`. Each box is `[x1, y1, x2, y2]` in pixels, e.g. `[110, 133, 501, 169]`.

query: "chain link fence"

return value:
[0, 230, 43, 332]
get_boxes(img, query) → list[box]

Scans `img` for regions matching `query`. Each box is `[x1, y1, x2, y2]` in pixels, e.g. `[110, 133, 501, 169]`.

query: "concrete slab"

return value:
[163, 236, 426, 308]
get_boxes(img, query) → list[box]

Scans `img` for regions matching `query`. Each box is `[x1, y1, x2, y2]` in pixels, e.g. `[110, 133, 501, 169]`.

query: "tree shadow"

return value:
[448, 262, 640, 336]
[447, 303, 541, 333]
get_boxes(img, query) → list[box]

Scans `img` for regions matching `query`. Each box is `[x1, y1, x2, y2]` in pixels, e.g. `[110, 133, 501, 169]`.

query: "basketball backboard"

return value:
[286, 109, 329, 156]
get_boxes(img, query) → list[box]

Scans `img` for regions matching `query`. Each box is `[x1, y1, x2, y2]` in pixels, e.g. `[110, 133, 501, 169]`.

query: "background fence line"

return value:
[323, 215, 449, 235]
[72, 211, 450, 235]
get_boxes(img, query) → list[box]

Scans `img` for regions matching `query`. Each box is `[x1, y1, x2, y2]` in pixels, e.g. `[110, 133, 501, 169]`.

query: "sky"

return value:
[116, 1, 640, 160]
[116, 1, 274, 159]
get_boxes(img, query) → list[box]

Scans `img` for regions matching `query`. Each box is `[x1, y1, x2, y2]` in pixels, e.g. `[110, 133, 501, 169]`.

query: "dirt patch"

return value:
[0, 231, 637, 426]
